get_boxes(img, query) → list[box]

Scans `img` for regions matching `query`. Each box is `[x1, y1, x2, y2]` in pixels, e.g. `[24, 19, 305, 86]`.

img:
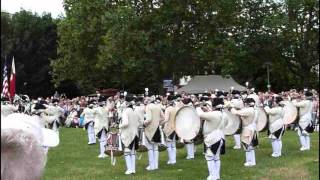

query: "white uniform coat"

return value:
[134, 104, 145, 127]
[119, 107, 141, 147]
[144, 103, 164, 141]
[231, 107, 256, 145]
[163, 106, 178, 137]
[264, 106, 284, 133]
[45, 105, 64, 124]
[196, 107, 225, 146]
[94, 106, 109, 136]
[293, 100, 313, 129]
[81, 107, 96, 125]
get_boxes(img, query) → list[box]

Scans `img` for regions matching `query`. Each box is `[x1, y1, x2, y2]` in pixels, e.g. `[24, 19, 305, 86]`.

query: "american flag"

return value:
[1, 59, 9, 98]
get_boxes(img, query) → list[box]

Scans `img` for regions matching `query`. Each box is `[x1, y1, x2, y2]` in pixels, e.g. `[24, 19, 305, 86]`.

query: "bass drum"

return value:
[223, 110, 241, 135]
[256, 107, 268, 132]
[105, 132, 123, 156]
[282, 101, 298, 125]
[175, 106, 201, 141]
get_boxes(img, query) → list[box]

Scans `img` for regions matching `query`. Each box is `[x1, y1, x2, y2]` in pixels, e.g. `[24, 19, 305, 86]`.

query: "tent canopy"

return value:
[176, 75, 246, 94]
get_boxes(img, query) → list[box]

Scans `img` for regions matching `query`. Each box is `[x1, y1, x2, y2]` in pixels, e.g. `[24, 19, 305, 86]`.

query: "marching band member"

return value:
[94, 101, 109, 158]
[144, 97, 164, 171]
[293, 91, 314, 151]
[264, 95, 285, 157]
[196, 97, 226, 180]
[1, 97, 18, 117]
[119, 97, 141, 175]
[45, 99, 65, 135]
[174, 95, 184, 109]
[230, 90, 244, 150]
[81, 103, 97, 145]
[312, 94, 319, 132]
[231, 98, 258, 167]
[134, 96, 146, 126]
[163, 95, 178, 165]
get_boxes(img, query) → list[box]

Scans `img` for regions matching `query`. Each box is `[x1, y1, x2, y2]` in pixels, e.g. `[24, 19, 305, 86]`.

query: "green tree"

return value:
[1, 10, 59, 98]
[52, 0, 319, 94]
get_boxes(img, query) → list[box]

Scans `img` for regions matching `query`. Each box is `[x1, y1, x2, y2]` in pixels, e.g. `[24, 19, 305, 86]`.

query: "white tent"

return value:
[176, 75, 246, 94]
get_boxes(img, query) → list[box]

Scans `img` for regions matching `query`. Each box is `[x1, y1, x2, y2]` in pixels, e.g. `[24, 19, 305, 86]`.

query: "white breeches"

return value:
[185, 143, 195, 159]
[146, 139, 159, 170]
[233, 134, 241, 147]
[99, 129, 107, 155]
[270, 139, 282, 157]
[245, 145, 256, 165]
[166, 140, 176, 164]
[205, 140, 223, 180]
[87, 122, 96, 144]
[297, 127, 311, 149]
[124, 146, 136, 173]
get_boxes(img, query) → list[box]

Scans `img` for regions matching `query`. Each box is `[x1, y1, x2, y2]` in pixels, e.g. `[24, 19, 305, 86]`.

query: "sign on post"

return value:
[163, 79, 174, 92]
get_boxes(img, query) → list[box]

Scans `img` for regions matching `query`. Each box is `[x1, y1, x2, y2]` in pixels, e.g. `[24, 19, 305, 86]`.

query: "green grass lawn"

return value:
[44, 128, 319, 180]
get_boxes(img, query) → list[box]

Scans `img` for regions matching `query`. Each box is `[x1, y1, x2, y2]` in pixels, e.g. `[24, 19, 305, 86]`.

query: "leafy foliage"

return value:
[2, 1, 319, 96]
[1, 11, 58, 98]
[52, 0, 319, 93]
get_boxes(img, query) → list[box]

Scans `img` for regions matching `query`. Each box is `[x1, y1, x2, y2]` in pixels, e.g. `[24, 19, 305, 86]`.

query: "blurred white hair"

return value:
[1, 129, 47, 180]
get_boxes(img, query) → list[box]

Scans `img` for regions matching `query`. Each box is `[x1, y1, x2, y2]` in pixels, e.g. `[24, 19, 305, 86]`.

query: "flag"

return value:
[9, 57, 16, 99]
[1, 58, 9, 98]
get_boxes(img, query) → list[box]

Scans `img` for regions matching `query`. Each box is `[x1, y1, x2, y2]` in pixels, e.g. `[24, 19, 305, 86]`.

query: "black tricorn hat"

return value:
[40, 100, 49, 105]
[167, 95, 174, 101]
[136, 96, 144, 102]
[1, 97, 9, 101]
[98, 96, 107, 102]
[182, 98, 192, 104]
[231, 90, 241, 95]
[216, 91, 224, 98]
[21, 95, 28, 101]
[200, 96, 209, 101]
[174, 94, 182, 99]
[52, 99, 59, 103]
[244, 98, 255, 105]
[241, 91, 248, 95]
[34, 103, 47, 110]
[212, 98, 224, 107]
[88, 99, 96, 105]
[304, 91, 313, 97]
[125, 95, 135, 102]
[275, 96, 283, 104]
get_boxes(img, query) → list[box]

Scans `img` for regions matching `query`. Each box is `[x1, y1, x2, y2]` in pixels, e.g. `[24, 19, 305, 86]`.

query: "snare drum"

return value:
[137, 127, 148, 152]
[105, 132, 123, 156]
